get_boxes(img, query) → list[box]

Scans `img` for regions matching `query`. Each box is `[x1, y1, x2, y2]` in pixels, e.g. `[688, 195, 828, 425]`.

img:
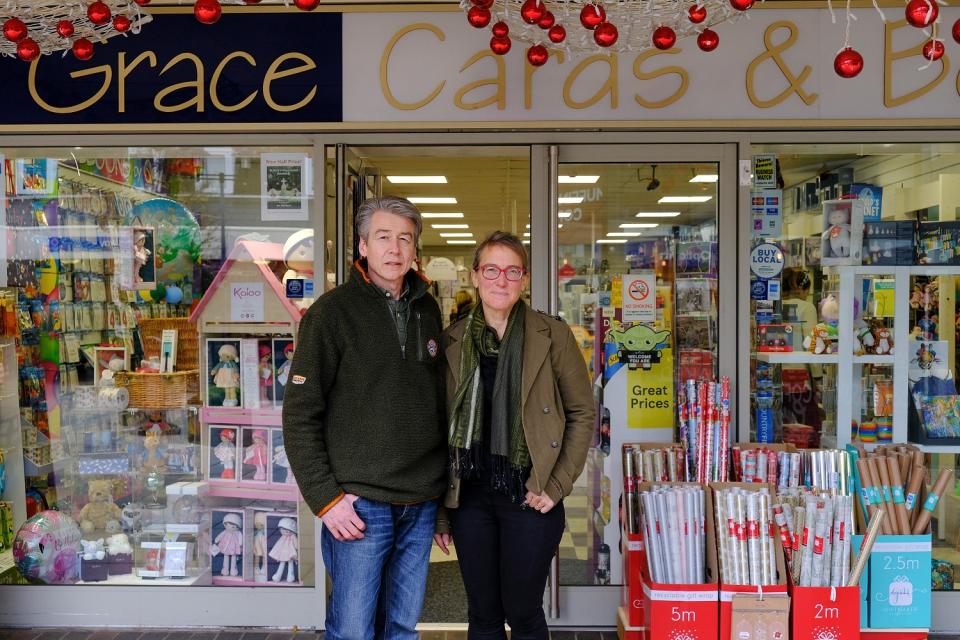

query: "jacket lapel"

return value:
[521, 308, 551, 405]
[444, 322, 465, 381]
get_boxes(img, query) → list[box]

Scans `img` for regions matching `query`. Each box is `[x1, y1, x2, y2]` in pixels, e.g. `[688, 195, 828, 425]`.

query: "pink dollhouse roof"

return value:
[189, 240, 301, 323]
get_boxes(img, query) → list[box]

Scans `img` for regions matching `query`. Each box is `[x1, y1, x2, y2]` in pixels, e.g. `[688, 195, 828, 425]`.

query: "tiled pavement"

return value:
[0, 630, 625, 640]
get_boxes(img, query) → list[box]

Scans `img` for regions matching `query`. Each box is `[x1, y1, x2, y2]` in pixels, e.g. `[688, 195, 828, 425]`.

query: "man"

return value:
[282, 196, 447, 640]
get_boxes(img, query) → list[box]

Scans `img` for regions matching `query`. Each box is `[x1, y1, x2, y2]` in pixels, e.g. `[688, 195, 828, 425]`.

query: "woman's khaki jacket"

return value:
[435, 305, 596, 534]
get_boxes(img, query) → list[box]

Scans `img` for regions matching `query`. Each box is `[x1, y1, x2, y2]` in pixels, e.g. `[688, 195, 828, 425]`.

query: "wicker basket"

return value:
[139, 317, 199, 371]
[115, 370, 199, 409]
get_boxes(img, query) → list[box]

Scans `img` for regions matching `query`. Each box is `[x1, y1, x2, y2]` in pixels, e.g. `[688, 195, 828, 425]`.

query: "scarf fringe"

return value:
[451, 446, 529, 503]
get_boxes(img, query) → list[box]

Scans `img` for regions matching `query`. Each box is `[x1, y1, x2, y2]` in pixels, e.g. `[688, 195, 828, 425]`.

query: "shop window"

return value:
[0, 147, 317, 587]
[748, 142, 960, 590]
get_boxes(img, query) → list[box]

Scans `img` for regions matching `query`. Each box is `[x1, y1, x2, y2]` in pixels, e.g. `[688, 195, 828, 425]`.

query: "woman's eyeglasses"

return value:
[478, 264, 527, 282]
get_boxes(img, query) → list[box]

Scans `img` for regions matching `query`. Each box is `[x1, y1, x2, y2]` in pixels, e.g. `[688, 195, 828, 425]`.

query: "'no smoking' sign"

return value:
[623, 273, 656, 322]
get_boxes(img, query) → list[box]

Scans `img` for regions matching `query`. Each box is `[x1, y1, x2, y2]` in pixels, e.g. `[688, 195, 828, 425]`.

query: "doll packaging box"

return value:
[243, 507, 276, 583]
[265, 512, 300, 584]
[210, 508, 246, 581]
[820, 199, 864, 266]
[863, 220, 917, 266]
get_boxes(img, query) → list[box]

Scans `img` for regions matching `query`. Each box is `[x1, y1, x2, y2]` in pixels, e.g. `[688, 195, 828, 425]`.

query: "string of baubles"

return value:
[462, 0, 960, 79]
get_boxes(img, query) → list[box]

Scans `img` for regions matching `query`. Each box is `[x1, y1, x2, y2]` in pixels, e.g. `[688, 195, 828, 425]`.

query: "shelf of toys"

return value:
[190, 239, 304, 586]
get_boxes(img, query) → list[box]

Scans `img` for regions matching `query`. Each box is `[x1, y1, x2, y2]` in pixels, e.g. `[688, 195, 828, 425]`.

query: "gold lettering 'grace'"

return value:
[746, 20, 818, 108]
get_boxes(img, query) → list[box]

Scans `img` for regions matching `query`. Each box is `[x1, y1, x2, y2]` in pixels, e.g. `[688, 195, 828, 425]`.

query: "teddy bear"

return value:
[81, 538, 105, 561]
[106, 532, 132, 557]
[79, 479, 122, 535]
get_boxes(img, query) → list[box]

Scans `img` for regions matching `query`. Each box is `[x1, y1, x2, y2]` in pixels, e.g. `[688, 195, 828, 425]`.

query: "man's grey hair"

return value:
[356, 196, 422, 244]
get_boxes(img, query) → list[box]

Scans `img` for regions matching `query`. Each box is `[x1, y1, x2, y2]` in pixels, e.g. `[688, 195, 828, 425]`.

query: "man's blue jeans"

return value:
[322, 496, 438, 640]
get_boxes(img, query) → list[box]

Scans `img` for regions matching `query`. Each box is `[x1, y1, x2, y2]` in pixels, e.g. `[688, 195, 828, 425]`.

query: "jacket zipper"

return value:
[399, 308, 407, 360]
[416, 311, 423, 361]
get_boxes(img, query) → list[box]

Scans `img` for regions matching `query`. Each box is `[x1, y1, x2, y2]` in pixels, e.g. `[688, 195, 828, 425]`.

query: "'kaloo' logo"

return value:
[233, 287, 262, 298]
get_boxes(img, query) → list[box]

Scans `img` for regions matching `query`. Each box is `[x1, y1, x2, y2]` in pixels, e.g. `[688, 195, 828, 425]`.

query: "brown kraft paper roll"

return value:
[885, 456, 911, 535]
[912, 467, 952, 535]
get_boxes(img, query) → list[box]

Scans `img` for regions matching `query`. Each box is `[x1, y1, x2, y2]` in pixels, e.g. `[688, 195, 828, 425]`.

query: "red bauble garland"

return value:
[580, 4, 606, 30]
[87, 1, 112, 26]
[17, 37, 39, 62]
[490, 35, 512, 54]
[468, 6, 491, 28]
[113, 15, 131, 32]
[652, 25, 677, 49]
[294, 0, 322, 10]
[491, 21, 509, 37]
[194, 0, 222, 23]
[520, 0, 546, 24]
[729, 0, 754, 11]
[134, 0, 151, 5]
[538, 11, 556, 29]
[527, 44, 549, 66]
[688, 5, 707, 23]
[953, 19, 960, 44]
[905, 0, 938, 28]
[72, 37, 95, 61]
[548, 25, 566, 43]
[3, 18, 27, 43]
[697, 28, 719, 51]
[593, 21, 618, 46]
[57, 20, 75, 38]
[922, 38, 945, 61]
[833, 47, 863, 78]
[472, 0, 495, 9]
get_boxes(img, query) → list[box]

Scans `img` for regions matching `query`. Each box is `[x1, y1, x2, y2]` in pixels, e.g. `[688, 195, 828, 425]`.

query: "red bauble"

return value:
[134, 0, 151, 5]
[580, 4, 606, 30]
[652, 25, 676, 50]
[87, 1, 112, 25]
[729, 0, 754, 11]
[491, 21, 509, 37]
[57, 20, 75, 38]
[953, 18, 960, 44]
[593, 21, 618, 46]
[548, 24, 566, 43]
[688, 4, 707, 23]
[467, 6, 491, 28]
[3, 18, 28, 43]
[905, 0, 937, 28]
[294, 0, 321, 9]
[194, 0, 222, 23]
[833, 47, 863, 78]
[538, 11, 555, 29]
[922, 38, 945, 61]
[527, 44, 549, 66]
[16, 37, 39, 62]
[244, 0, 263, 3]
[697, 28, 719, 51]
[72, 37, 95, 61]
[113, 15, 131, 32]
[520, 0, 546, 24]
[490, 35, 512, 55]
[471, 0, 495, 8]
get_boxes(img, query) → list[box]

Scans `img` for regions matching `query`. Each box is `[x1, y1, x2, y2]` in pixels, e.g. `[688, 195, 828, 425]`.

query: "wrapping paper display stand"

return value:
[791, 585, 861, 640]
[621, 526, 646, 629]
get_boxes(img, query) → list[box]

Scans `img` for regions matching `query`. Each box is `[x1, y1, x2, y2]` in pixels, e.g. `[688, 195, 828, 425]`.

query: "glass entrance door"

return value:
[548, 144, 738, 626]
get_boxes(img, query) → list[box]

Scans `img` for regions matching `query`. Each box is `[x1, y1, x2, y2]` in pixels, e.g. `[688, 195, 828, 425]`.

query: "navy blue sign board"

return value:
[0, 12, 342, 125]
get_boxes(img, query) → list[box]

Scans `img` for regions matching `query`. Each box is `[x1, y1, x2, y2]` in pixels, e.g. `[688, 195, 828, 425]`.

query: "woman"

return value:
[435, 231, 594, 640]
[781, 267, 823, 441]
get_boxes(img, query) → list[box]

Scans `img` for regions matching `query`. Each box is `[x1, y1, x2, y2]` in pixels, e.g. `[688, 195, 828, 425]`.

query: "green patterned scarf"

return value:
[449, 300, 529, 498]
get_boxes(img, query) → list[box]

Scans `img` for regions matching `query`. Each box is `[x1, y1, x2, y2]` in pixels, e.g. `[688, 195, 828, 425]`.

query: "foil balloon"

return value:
[126, 199, 201, 295]
[13, 510, 82, 584]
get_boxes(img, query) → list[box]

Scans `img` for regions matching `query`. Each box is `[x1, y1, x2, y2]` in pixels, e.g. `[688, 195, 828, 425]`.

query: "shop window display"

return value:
[0, 147, 316, 587]
[749, 142, 960, 591]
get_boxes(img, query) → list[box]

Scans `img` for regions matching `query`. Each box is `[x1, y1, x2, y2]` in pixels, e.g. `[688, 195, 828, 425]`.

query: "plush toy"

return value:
[210, 344, 241, 407]
[819, 294, 840, 326]
[823, 208, 851, 258]
[854, 325, 875, 355]
[143, 431, 166, 473]
[99, 356, 125, 386]
[78, 479, 122, 535]
[873, 325, 894, 355]
[804, 323, 838, 355]
[81, 538, 105, 561]
[106, 532, 132, 556]
[270, 517, 299, 583]
[121, 503, 142, 534]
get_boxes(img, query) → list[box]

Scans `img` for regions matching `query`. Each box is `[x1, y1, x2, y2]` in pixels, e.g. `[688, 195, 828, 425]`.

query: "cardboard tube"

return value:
[898, 453, 912, 491]
[856, 458, 880, 529]
[875, 457, 897, 534]
[866, 457, 894, 535]
[885, 456, 911, 535]
[847, 508, 886, 587]
[912, 467, 953, 534]
[905, 451, 926, 526]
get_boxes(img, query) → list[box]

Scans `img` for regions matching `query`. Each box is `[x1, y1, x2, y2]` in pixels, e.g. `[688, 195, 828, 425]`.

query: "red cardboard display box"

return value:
[792, 585, 861, 640]
[621, 528, 646, 629]
[711, 482, 790, 640]
[638, 482, 720, 640]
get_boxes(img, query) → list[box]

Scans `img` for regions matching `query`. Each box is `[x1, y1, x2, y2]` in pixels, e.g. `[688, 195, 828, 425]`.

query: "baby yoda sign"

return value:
[606, 322, 675, 429]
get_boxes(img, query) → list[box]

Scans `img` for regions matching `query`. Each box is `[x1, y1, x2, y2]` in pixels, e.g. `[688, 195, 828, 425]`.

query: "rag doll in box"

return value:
[210, 343, 241, 407]
[253, 512, 268, 582]
[213, 428, 237, 479]
[822, 207, 851, 258]
[133, 230, 151, 285]
[273, 445, 294, 484]
[258, 344, 273, 404]
[270, 517, 298, 583]
[243, 429, 269, 482]
[211, 512, 242, 577]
